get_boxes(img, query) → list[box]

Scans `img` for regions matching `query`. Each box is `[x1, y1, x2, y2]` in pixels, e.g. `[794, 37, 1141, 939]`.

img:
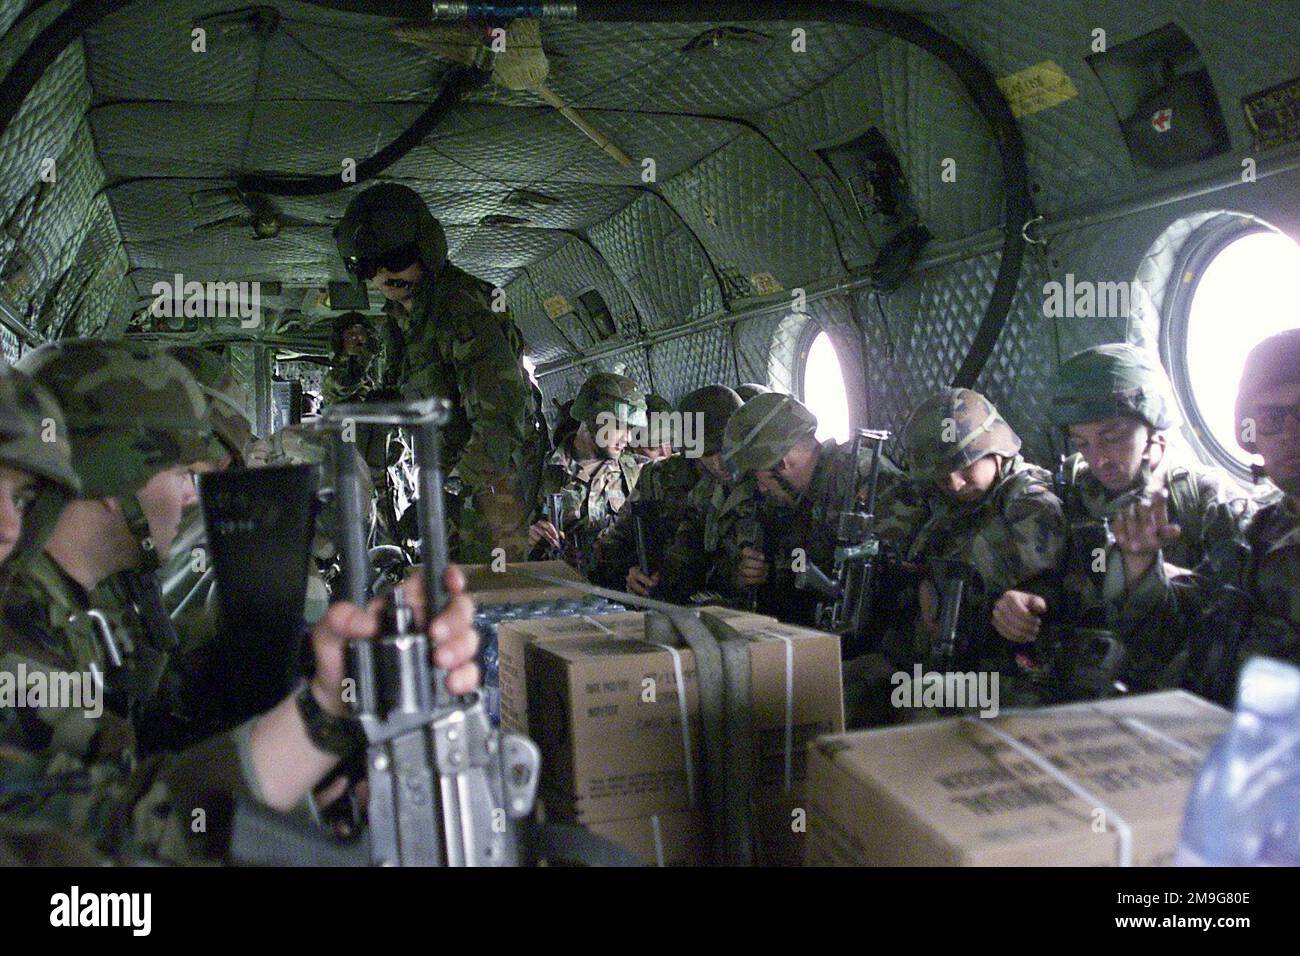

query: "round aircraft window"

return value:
[1163, 224, 1300, 479]
[800, 330, 851, 443]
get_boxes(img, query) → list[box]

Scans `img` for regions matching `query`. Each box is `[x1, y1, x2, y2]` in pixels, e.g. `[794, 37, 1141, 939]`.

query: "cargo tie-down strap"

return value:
[959, 706, 1207, 867]
[517, 569, 799, 867]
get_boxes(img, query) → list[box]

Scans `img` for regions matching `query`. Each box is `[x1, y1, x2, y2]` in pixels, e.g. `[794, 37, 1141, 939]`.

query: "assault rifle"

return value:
[230, 398, 542, 866]
[925, 558, 983, 674]
[541, 491, 567, 562]
[795, 429, 892, 638]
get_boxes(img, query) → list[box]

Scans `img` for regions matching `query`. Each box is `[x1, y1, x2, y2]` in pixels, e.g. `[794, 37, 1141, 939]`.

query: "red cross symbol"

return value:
[1151, 108, 1173, 132]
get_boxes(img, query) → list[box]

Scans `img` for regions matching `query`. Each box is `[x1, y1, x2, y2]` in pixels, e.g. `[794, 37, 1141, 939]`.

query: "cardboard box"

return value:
[498, 612, 647, 735]
[461, 560, 587, 605]
[805, 690, 1230, 866]
[586, 811, 709, 867]
[526, 614, 844, 828]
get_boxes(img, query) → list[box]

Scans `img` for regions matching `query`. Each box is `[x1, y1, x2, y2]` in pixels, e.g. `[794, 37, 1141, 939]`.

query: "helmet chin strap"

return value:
[119, 491, 160, 574]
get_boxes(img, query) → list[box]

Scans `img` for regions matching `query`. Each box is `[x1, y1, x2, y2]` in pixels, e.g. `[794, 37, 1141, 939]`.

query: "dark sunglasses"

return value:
[347, 242, 421, 281]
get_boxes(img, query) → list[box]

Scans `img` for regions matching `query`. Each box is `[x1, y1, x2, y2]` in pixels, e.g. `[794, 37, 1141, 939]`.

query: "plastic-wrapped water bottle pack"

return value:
[474, 596, 628, 726]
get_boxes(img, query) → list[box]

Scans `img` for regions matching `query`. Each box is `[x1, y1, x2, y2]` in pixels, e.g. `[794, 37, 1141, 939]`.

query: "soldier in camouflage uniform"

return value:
[0, 342, 481, 862]
[1106, 329, 1300, 706]
[629, 393, 675, 461]
[591, 384, 742, 596]
[320, 312, 380, 405]
[844, 389, 1068, 725]
[714, 393, 911, 626]
[0, 341, 215, 736]
[999, 343, 1257, 699]
[86, 345, 259, 752]
[531, 372, 645, 577]
[335, 183, 541, 562]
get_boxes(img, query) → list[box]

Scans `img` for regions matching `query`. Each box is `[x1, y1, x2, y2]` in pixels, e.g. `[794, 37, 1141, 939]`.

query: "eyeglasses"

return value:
[347, 242, 421, 281]
[1253, 404, 1300, 436]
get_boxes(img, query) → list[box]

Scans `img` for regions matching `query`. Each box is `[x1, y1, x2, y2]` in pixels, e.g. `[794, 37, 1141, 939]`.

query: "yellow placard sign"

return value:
[996, 60, 1079, 118]
[543, 295, 571, 319]
[749, 272, 783, 295]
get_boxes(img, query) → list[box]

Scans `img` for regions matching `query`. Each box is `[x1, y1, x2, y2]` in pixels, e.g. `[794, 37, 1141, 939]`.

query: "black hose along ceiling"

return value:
[0, 1, 1032, 389]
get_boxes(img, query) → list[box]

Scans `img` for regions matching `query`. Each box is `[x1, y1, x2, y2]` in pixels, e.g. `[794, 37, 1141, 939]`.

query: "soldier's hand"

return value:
[736, 546, 770, 587]
[992, 589, 1048, 643]
[627, 566, 660, 596]
[1110, 491, 1181, 589]
[529, 520, 562, 548]
[309, 565, 480, 714]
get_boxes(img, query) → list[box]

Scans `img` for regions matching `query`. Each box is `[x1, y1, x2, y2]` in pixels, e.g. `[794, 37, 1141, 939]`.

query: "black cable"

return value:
[236, 66, 491, 196]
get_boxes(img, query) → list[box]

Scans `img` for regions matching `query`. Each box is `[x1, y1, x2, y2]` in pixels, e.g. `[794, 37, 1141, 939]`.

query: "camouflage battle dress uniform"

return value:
[336, 183, 540, 562]
[320, 312, 380, 405]
[591, 385, 745, 595]
[1106, 330, 1300, 707]
[714, 393, 914, 626]
[866, 389, 1067, 714]
[0, 342, 259, 862]
[535, 373, 645, 577]
[1043, 343, 1257, 698]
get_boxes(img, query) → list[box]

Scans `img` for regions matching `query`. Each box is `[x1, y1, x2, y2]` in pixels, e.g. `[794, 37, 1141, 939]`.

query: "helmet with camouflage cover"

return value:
[735, 382, 771, 403]
[721, 392, 817, 479]
[902, 387, 1021, 481]
[334, 183, 448, 283]
[680, 384, 743, 456]
[166, 345, 254, 465]
[17, 340, 212, 499]
[639, 393, 676, 448]
[1049, 343, 1179, 432]
[0, 367, 79, 493]
[569, 372, 648, 430]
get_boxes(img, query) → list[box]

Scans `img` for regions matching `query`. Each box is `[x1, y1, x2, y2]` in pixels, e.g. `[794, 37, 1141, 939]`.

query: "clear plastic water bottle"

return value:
[1175, 656, 1300, 866]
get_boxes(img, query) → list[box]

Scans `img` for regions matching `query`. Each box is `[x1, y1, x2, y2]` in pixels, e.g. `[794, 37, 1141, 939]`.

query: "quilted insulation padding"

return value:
[506, 270, 573, 365]
[589, 191, 724, 331]
[533, 20, 884, 117]
[658, 129, 846, 293]
[937, 0, 1300, 216]
[85, 0, 452, 105]
[521, 236, 641, 341]
[759, 34, 1003, 249]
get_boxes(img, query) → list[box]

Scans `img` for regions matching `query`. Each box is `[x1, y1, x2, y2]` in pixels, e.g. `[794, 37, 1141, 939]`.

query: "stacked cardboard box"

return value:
[502, 608, 845, 865]
[805, 690, 1230, 866]
[460, 559, 589, 606]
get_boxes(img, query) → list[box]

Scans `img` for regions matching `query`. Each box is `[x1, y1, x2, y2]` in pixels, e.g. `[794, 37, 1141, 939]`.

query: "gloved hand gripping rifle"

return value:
[795, 429, 892, 636]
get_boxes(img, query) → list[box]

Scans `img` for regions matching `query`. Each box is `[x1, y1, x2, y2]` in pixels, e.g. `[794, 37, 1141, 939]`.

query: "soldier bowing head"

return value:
[721, 392, 819, 505]
[903, 388, 1021, 505]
